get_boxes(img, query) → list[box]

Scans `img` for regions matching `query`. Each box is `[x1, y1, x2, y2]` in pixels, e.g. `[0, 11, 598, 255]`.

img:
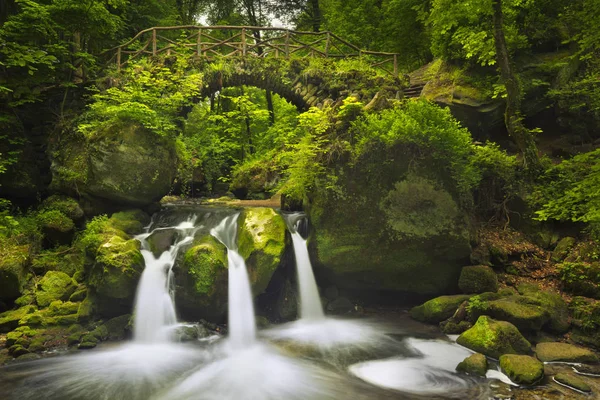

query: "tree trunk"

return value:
[309, 0, 321, 32]
[265, 90, 275, 125]
[492, 0, 541, 171]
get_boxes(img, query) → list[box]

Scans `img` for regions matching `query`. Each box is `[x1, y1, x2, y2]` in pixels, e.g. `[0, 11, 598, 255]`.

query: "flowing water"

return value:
[210, 213, 256, 349]
[2, 205, 586, 400]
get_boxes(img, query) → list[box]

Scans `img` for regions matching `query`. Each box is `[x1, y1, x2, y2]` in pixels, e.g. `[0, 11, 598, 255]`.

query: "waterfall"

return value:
[283, 213, 325, 321]
[211, 214, 256, 349]
[132, 216, 198, 343]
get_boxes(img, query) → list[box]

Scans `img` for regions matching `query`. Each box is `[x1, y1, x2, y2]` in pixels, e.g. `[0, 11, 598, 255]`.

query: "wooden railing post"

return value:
[116, 47, 121, 71]
[197, 29, 202, 56]
[393, 54, 398, 76]
[325, 32, 330, 57]
[242, 28, 247, 56]
[285, 30, 290, 58]
[152, 28, 157, 56]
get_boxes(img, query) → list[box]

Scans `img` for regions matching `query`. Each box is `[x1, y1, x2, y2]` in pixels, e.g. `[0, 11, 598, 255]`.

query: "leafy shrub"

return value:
[533, 148, 600, 238]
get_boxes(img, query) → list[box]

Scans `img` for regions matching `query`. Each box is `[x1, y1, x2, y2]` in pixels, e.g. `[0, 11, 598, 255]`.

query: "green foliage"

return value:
[558, 262, 600, 285]
[352, 99, 479, 197]
[466, 295, 490, 317]
[533, 149, 600, 238]
[37, 210, 74, 233]
[79, 55, 203, 138]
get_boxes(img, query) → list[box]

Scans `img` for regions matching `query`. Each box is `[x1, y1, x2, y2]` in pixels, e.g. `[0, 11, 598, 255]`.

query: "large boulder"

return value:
[51, 122, 177, 208]
[410, 294, 471, 324]
[310, 170, 471, 297]
[457, 316, 531, 359]
[499, 354, 544, 385]
[456, 353, 488, 377]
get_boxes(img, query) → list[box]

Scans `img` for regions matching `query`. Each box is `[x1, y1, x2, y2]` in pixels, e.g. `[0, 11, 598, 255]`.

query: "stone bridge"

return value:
[106, 25, 406, 110]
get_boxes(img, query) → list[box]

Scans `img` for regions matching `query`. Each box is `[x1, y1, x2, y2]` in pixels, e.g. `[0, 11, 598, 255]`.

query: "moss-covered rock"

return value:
[456, 353, 488, 377]
[175, 235, 228, 320]
[108, 210, 150, 235]
[553, 373, 592, 393]
[535, 342, 599, 364]
[69, 122, 177, 207]
[88, 235, 144, 303]
[499, 354, 544, 385]
[147, 228, 177, 257]
[0, 306, 37, 332]
[483, 297, 550, 332]
[103, 314, 131, 340]
[518, 285, 570, 333]
[31, 248, 85, 277]
[78, 333, 99, 349]
[38, 209, 75, 245]
[35, 271, 77, 307]
[457, 316, 531, 359]
[410, 295, 471, 324]
[310, 169, 471, 297]
[552, 237, 577, 262]
[458, 265, 498, 294]
[41, 195, 84, 221]
[237, 208, 286, 295]
[0, 244, 31, 300]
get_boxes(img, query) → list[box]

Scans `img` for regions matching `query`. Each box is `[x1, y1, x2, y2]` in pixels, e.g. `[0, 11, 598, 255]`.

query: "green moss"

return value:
[91, 325, 109, 340]
[536, 342, 598, 364]
[0, 243, 30, 300]
[458, 265, 498, 294]
[47, 301, 80, 316]
[103, 314, 131, 340]
[456, 353, 488, 377]
[0, 306, 37, 332]
[108, 210, 150, 235]
[69, 289, 87, 302]
[457, 316, 531, 359]
[184, 236, 227, 296]
[35, 271, 77, 307]
[77, 294, 95, 322]
[31, 248, 85, 277]
[485, 297, 549, 332]
[78, 333, 99, 349]
[499, 355, 544, 385]
[237, 208, 286, 294]
[41, 195, 84, 221]
[37, 210, 74, 233]
[88, 236, 144, 299]
[553, 237, 577, 262]
[410, 294, 471, 324]
[14, 293, 35, 307]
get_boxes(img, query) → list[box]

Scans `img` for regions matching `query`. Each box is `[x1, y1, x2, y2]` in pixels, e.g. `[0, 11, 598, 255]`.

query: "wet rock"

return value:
[410, 295, 471, 324]
[103, 314, 131, 340]
[458, 265, 498, 294]
[456, 353, 488, 376]
[40, 195, 84, 221]
[275, 279, 297, 321]
[499, 354, 544, 385]
[553, 373, 592, 393]
[108, 210, 150, 235]
[78, 333, 99, 349]
[457, 316, 531, 359]
[0, 244, 30, 301]
[147, 228, 177, 257]
[0, 306, 37, 332]
[536, 342, 599, 364]
[326, 297, 353, 315]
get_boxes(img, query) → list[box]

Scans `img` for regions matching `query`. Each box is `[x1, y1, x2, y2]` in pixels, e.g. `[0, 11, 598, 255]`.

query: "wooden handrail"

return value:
[105, 25, 402, 76]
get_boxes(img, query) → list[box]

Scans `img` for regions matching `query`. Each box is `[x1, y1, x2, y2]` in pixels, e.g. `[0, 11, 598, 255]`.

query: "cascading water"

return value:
[133, 216, 199, 343]
[210, 214, 256, 349]
[283, 213, 325, 320]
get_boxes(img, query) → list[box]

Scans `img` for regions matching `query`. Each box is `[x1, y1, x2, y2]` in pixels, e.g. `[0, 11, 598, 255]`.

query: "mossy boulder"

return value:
[103, 314, 131, 340]
[81, 122, 177, 207]
[0, 244, 30, 300]
[553, 373, 592, 393]
[310, 169, 471, 297]
[175, 235, 229, 320]
[457, 316, 531, 359]
[78, 333, 99, 349]
[108, 210, 150, 235]
[35, 271, 77, 307]
[456, 353, 488, 377]
[535, 342, 599, 364]
[410, 294, 471, 324]
[37, 209, 75, 245]
[499, 354, 544, 385]
[0, 306, 37, 332]
[41, 195, 84, 221]
[553, 237, 576, 262]
[147, 228, 177, 257]
[88, 235, 144, 315]
[237, 208, 286, 295]
[458, 265, 498, 294]
[483, 297, 550, 332]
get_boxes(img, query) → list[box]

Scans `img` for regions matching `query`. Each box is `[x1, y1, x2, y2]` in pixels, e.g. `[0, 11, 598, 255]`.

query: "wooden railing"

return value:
[105, 26, 401, 77]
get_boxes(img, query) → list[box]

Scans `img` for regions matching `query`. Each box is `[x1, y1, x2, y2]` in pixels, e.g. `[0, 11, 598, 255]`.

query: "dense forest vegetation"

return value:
[1, 1, 600, 394]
